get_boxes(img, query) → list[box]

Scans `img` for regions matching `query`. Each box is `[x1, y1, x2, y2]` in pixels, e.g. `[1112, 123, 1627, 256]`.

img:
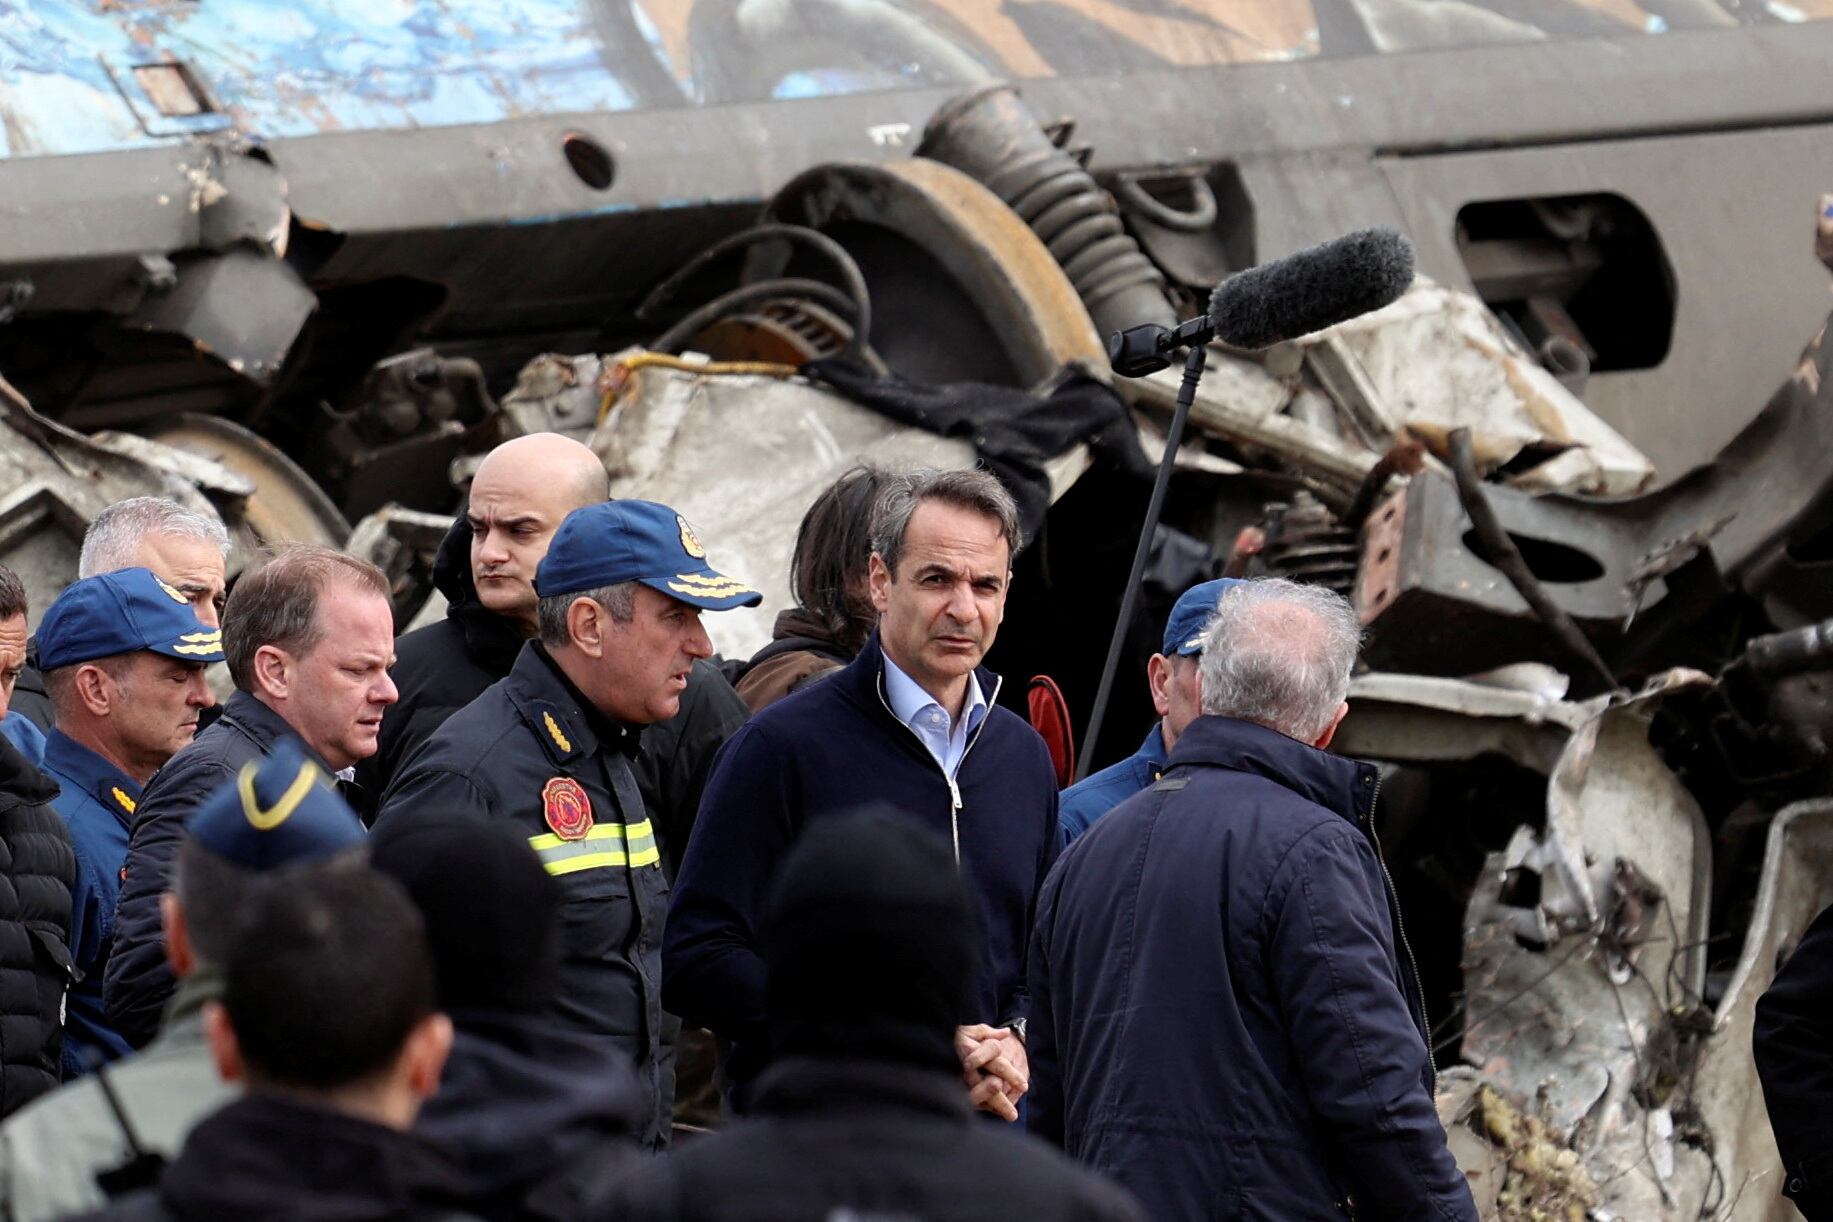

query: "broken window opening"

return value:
[1456, 193, 1675, 373]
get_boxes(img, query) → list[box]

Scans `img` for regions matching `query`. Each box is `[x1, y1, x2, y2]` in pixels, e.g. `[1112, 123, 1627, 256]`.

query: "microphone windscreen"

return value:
[1206, 228, 1416, 350]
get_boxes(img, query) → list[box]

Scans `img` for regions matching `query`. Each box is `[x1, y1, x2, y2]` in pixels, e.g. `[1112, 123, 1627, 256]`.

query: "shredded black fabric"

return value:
[803, 358, 1151, 542]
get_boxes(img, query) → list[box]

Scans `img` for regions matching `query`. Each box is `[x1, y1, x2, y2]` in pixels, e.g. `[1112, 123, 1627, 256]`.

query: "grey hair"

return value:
[538, 581, 637, 646]
[1197, 578, 1362, 743]
[869, 468, 1020, 574]
[80, 497, 230, 579]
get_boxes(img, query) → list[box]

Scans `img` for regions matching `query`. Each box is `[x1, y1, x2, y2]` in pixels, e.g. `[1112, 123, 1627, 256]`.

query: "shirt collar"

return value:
[881, 651, 987, 737]
[43, 729, 141, 797]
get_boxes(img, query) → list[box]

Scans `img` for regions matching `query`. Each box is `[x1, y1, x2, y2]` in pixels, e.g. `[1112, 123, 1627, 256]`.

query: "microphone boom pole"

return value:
[1075, 341, 1205, 781]
[1071, 227, 1416, 782]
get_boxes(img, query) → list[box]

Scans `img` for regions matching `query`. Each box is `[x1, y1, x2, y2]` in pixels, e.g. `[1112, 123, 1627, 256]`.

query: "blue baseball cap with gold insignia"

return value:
[1163, 578, 1246, 657]
[535, 500, 763, 611]
[37, 567, 225, 671]
[188, 743, 365, 871]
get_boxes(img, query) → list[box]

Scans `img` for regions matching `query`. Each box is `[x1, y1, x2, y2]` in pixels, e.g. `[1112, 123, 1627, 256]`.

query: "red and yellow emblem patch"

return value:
[542, 777, 594, 841]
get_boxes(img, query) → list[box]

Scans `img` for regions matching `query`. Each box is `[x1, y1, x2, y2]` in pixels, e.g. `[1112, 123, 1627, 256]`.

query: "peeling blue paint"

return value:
[0, 1, 1820, 162]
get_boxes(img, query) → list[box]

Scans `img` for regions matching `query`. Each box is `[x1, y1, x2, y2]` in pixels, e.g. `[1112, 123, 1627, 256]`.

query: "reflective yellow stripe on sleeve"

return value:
[527, 819, 661, 876]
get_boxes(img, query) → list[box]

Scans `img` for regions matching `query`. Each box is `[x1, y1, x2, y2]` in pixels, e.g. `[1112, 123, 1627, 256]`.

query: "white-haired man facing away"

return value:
[1027, 579, 1477, 1222]
[10, 497, 230, 734]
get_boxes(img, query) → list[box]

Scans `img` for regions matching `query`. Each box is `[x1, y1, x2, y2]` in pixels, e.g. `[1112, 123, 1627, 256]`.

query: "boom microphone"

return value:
[1079, 225, 1417, 781]
[1108, 227, 1416, 376]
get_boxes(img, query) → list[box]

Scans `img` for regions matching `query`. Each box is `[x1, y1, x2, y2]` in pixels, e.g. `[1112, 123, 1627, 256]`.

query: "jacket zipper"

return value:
[1363, 769, 1437, 1081]
[876, 671, 1004, 866]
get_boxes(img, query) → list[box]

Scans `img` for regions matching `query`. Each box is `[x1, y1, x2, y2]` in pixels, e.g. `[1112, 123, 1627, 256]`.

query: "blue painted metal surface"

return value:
[0, 0, 1826, 161]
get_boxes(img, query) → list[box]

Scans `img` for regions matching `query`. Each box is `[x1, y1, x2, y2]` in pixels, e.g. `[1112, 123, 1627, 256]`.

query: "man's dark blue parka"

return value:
[1028, 714, 1476, 1222]
[663, 632, 1059, 1088]
[104, 691, 319, 1049]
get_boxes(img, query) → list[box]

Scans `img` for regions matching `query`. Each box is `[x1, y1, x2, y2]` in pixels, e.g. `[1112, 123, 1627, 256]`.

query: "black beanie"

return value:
[763, 807, 978, 1073]
[368, 809, 563, 1014]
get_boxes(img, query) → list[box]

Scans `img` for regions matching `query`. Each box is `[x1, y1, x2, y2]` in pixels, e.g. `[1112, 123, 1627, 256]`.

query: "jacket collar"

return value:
[217, 691, 329, 770]
[1135, 722, 1169, 769]
[835, 632, 1002, 731]
[43, 729, 142, 827]
[155, 969, 222, 1050]
[751, 1055, 972, 1123]
[1166, 714, 1376, 827]
[502, 642, 642, 765]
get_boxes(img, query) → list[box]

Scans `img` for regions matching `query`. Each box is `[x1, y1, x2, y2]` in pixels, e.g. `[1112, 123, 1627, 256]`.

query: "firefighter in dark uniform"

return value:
[376, 499, 760, 1148]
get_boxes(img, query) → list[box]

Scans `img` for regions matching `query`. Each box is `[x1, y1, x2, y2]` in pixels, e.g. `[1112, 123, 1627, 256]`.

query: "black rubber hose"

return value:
[1113, 172, 1219, 234]
[637, 223, 872, 358]
[648, 278, 861, 358]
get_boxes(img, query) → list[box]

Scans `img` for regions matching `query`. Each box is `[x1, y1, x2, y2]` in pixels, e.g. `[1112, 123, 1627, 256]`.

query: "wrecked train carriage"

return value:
[3, 1, 1833, 514]
[3, 6, 1833, 1216]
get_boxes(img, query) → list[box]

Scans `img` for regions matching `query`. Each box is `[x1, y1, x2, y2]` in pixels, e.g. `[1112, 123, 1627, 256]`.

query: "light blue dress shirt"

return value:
[882, 652, 989, 779]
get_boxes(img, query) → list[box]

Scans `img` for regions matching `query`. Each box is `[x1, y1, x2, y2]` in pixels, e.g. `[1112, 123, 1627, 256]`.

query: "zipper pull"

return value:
[947, 775, 963, 865]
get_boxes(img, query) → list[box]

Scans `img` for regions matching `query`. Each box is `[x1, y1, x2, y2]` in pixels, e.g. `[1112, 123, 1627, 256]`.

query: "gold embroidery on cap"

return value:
[676, 515, 707, 559]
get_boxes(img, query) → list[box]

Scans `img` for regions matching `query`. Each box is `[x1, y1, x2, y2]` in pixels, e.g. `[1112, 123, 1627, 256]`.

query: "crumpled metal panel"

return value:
[1693, 800, 1833, 1221]
[1322, 281, 1656, 496]
[1129, 279, 1657, 503]
[0, 378, 235, 626]
[1333, 670, 1816, 1220]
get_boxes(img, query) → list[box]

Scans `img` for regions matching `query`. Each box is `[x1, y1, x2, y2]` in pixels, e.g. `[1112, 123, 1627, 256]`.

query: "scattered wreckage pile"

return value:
[1, 84, 1829, 1220]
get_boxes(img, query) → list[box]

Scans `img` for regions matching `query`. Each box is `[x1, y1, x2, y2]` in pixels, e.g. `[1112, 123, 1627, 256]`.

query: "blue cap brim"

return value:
[641, 569, 763, 611]
[1174, 637, 1204, 657]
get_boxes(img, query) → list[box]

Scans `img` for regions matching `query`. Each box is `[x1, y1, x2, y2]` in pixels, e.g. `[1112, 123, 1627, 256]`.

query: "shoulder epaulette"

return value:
[95, 779, 138, 819]
[529, 700, 582, 767]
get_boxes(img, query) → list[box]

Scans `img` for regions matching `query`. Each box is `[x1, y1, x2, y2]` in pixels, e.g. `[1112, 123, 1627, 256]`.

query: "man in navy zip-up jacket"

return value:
[664, 469, 1058, 1119]
[1029, 579, 1476, 1221]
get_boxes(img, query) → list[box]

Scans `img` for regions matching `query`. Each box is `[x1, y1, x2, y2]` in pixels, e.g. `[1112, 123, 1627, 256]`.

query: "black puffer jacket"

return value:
[0, 734, 76, 1116]
[361, 518, 747, 871]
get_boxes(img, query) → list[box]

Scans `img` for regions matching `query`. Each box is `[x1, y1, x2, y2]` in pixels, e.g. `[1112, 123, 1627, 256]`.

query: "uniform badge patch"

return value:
[543, 777, 593, 841]
[676, 514, 706, 559]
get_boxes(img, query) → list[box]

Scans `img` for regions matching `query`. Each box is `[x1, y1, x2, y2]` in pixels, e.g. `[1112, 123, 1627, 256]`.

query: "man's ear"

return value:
[402, 1013, 454, 1102]
[203, 1001, 246, 1084]
[1312, 702, 1350, 751]
[73, 664, 114, 717]
[161, 893, 196, 978]
[1146, 654, 1174, 718]
[566, 597, 606, 659]
[252, 644, 291, 700]
[866, 553, 891, 615]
